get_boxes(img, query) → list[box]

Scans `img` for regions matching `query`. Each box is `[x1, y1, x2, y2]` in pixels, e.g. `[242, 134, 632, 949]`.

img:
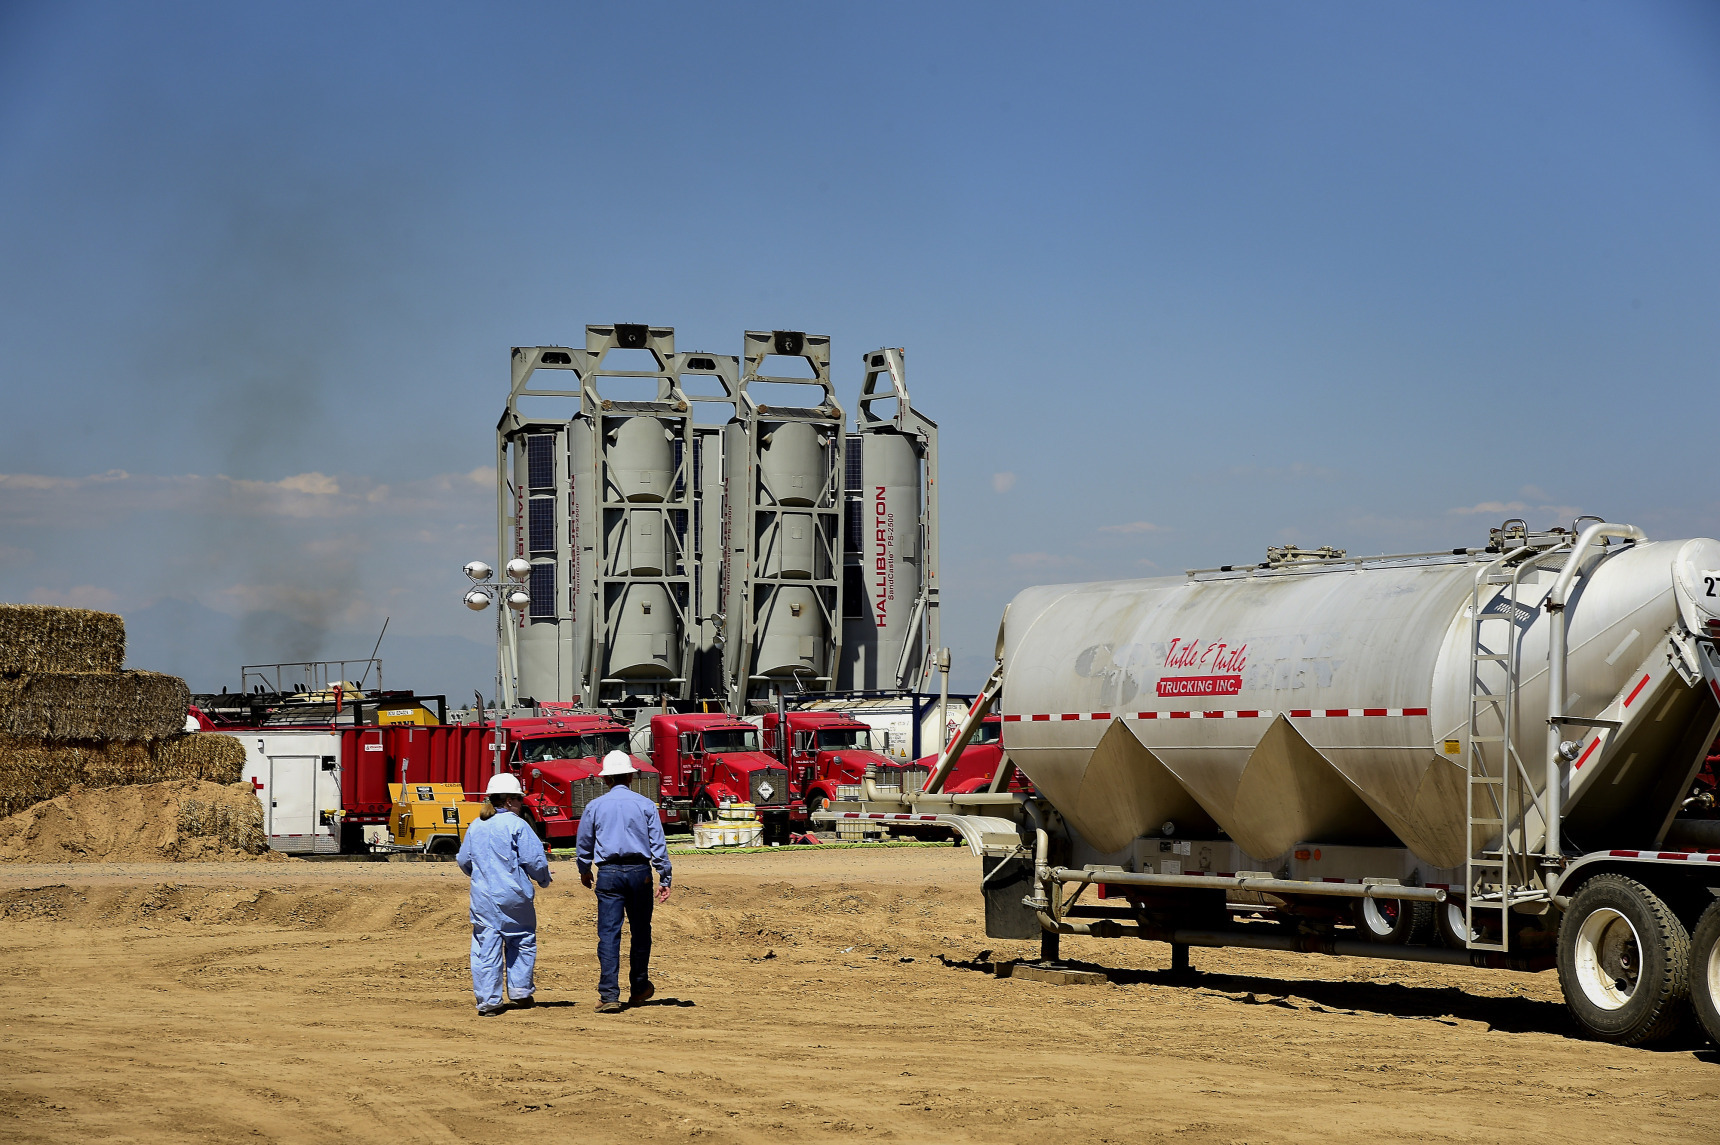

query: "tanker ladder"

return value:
[1463, 536, 1567, 951]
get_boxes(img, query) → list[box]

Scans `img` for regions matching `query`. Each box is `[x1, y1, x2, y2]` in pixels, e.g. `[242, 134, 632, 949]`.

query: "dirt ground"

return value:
[0, 846, 1715, 1144]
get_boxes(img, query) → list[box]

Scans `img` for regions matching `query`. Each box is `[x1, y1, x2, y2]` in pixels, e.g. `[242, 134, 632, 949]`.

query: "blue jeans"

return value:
[471, 922, 536, 1010]
[596, 864, 654, 1003]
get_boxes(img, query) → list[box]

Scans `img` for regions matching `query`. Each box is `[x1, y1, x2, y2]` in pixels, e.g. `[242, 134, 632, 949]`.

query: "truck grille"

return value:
[750, 767, 788, 806]
[567, 777, 607, 818]
[566, 772, 661, 818]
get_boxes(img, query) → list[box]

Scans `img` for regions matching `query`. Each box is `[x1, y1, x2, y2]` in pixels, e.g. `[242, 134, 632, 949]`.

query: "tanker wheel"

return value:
[1687, 899, 1720, 1047]
[1354, 897, 1434, 945]
[1557, 874, 1689, 1045]
[805, 791, 829, 831]
[1435, 901, 1479, 949]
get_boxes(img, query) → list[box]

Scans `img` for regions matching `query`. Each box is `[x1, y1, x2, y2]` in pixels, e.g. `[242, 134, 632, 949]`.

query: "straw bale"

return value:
[0, 671, 190, 741]
[151, 731, 246, 784]
[0, 604, 125, 675]
[0, 732, 246, 818]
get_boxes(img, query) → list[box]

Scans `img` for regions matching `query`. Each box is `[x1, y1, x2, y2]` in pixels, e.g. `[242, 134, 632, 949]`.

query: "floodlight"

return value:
[463, 561, 493, 582]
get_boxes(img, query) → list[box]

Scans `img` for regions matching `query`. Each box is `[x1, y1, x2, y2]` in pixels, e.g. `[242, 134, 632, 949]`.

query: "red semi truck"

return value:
[759, 709, 911, 821]
[908, 715, 1032, 795]
[499, 712, 661, 844]
[645, 713, 794, 842]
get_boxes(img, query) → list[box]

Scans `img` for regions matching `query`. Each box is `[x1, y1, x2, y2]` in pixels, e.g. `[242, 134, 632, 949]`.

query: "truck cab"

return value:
[499, 713, 660, 844]
[647, 713, 792, 842]
[761, 710, 906, 819]
[911, 715, 1029, 795]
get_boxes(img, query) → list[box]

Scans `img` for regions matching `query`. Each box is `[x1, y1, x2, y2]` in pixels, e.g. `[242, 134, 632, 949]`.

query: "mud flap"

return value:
[982, 855, 1041, 940]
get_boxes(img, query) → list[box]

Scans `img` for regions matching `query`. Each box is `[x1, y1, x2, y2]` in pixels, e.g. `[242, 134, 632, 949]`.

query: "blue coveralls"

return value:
[455, 809, 552, 1012]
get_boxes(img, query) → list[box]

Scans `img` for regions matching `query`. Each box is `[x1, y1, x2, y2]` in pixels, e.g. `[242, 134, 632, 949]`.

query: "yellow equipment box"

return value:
[377, 703, 440, 726]
[388, 783, 483, 852]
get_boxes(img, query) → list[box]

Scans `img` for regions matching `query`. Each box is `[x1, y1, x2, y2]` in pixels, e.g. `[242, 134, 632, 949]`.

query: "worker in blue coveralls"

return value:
[576, 750, 672, 1014]
[456, 772, 552, 1016]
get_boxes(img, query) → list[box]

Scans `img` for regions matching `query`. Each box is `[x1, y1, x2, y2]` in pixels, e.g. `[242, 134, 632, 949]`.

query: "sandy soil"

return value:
[0, 846, 1715, 1144]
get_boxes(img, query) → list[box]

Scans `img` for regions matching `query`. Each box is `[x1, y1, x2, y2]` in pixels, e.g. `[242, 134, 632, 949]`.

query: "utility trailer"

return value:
[819, 521, 1720, 1047]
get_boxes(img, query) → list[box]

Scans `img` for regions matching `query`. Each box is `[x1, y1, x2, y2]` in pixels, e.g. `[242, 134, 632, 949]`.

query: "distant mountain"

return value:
[124, 599, 496, 702]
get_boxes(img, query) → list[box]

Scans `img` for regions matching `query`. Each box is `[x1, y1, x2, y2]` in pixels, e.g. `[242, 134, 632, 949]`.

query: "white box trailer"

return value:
[226, 730, 343, 855]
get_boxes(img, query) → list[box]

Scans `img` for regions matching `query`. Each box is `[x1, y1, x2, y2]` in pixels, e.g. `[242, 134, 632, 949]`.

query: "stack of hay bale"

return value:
[0, 604, 246, 818]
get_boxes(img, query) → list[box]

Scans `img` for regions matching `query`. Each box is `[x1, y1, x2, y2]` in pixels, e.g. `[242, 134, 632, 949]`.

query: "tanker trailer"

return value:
[825, 520, 1720, 1047]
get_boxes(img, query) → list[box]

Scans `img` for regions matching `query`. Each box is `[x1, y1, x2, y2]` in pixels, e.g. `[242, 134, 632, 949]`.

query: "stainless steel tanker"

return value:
[999, 530, 1720, 869]
[821, 520, 1720, 1049]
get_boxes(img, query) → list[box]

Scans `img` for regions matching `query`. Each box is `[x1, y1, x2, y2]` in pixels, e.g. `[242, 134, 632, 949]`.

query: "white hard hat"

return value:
[485, 772, 524, 796]
[599, 750, 636, 778]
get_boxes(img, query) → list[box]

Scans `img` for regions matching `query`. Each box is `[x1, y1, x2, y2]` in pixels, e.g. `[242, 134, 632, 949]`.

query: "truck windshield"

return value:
[973, 721, 1002, 746]
[517, 731, 631, 762]
[815, 728, 873, 751]
[701, 728, 759, 753]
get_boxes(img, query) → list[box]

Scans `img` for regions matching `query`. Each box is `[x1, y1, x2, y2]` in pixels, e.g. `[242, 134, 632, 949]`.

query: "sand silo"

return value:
[497, 324, 697, 708]
[839, 347, 940, 691]
[719, 331, 846, 711]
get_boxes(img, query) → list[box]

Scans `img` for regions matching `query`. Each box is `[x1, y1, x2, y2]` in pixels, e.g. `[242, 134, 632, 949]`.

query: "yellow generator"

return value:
[388, 783, 483, 853]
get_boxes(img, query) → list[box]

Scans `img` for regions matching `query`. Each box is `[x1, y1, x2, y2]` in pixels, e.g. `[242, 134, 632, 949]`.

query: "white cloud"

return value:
[991, 472, 1016, 494]
[1008, 551, 1080, 569]
[0, 468, 490, 526]
[1449, 499, 1582, 521]
[28, 585, 119, 608]
[1098, 520, 1164, 535]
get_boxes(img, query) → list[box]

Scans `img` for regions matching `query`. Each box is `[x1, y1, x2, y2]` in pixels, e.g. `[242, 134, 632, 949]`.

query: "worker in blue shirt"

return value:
[456, 772, 552, 1016]
[576, 751, 672, 1013]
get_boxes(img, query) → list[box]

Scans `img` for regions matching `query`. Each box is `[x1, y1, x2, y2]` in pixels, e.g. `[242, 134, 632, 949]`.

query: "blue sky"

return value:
[1, 1, 1716, 692]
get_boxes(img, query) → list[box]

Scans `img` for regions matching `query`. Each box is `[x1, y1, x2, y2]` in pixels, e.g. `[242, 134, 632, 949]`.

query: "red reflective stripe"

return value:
[1625, 674, 1651, 707]
[1610, 849, 1639, 858]
[1202, 711, 1224, 718]
[1060, 713, 1080, 721]
[1170, 711, 1191, 719]
[1403, 707, 1429, 717]
[1325, 709, 1348, 717]
[1136, 712, 1156, 719]
[1658, 852, 1690, 861]
[1290, 709, 1312, 717]
[1575, 739, 1600, 769]
[1002, 714, 1022, 722]
[1031, 714, 1050, 722]
[1236, 710, 1258, 718]
[1091, 712, 1111, 720]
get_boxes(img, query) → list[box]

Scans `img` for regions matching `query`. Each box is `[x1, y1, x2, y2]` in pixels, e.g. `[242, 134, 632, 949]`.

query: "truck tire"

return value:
[1688, 899, 1720, 1047]
[1436, 901, 1479, 949]
[806, 791, 829, 822]
[1557, 874, 1689, 1046]
[1354, 896, 1434, 945]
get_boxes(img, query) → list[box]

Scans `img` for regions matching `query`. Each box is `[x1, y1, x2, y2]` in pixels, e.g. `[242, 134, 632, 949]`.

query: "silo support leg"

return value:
[1039, 928, 1060, 964]
[1170, 942, 1192, 975]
